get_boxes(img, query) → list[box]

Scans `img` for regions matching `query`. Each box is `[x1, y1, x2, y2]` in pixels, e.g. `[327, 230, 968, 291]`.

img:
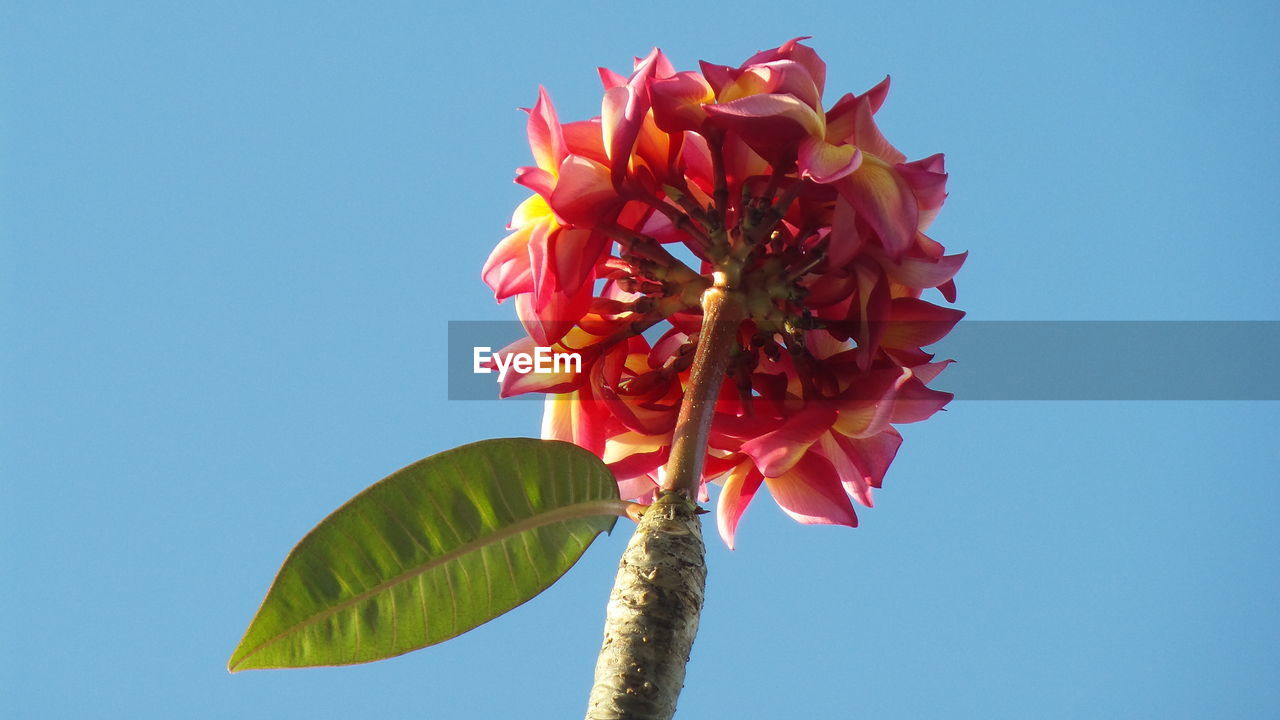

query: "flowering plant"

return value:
[485, 37, 965, 548]
[232, 38, 963, 720]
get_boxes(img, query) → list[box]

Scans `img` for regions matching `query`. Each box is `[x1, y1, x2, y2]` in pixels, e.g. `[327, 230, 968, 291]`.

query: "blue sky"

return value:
[3, 1, 1278, 718]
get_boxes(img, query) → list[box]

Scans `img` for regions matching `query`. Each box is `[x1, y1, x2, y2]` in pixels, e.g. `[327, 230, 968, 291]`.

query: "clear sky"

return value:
[3, 1, 1278, 718]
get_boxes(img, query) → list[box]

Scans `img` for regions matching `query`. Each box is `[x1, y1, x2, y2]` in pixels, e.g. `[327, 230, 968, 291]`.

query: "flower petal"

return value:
[526, 87, 566, 174]
[541, 391, 607, 456]
[834, 367, 912, 438]
[849, 95, 905, 164]
[600, 85, 631, 164]
[604, 432, 668, 474]
[798, 136, 862, 183]
[742, 37, 826, 98]
[703, 93, 824, 163]
[514, 166, 555, 199]
[750, 59, 823, 109]
[739, 403, 838, 477]
[890, 377, 954, 423]
[825, 196, 865, 268]
[833, 428, 902, 493]
[813, 432, 871, 506]
[482, 224, 534, 300]
[561, 119, 608, 163]
[548, 155, 617, 226]
[910, 359, 954, 385]
[839, 154, 919, 260]
[859, 75, 891, 114]
[650, 71, 714, 133]
[764, 453, 857, 527]
[881, 250, 968, 290]
[808, 430, 870, 504]
[548, 227, 607, 294]
[698, 60, 737, 96]
[616, 476, 657, 504]
[514, 282, 590, 346]
[598, 66, 628, 90]
[898, 153, 948, 230]
[715, 461, 764, 549]
[599, 49, 663, 187]
[881, 297, 966, 349]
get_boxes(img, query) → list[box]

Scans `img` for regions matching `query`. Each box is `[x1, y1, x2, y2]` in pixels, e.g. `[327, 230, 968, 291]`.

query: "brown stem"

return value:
[660, 283, 746, 495]
[584, 282, 745, 720]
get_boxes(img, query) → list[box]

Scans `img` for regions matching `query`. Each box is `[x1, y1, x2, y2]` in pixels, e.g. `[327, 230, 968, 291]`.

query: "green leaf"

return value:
[228, 438, 626, 672]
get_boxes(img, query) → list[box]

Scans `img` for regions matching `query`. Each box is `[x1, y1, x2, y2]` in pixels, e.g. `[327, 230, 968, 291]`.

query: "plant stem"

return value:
[584, 282, 745, 720]
[660, 283, 745, 496]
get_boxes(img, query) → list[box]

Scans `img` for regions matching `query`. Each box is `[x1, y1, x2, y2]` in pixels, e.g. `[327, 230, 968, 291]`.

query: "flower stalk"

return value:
[585, 284, 745, 720]
[661, 284, 746, 496]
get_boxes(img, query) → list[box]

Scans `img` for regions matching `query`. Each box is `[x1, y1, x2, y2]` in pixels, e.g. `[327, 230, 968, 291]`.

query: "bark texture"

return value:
[584, 492, 706, 720]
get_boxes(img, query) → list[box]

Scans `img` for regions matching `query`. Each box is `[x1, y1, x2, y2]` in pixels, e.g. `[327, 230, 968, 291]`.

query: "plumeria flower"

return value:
[485, 38, 966, 548]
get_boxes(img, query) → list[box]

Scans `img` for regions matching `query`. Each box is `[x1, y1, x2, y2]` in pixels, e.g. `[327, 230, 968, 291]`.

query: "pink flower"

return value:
[487, 39, 965, 547]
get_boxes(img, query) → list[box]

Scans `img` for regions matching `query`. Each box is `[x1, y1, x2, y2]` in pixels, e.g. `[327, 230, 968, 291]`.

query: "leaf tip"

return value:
[227, 639, 260, 674]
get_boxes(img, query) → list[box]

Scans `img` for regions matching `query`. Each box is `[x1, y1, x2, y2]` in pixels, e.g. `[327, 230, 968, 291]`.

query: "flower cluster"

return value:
[484, 39, 965, 547]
